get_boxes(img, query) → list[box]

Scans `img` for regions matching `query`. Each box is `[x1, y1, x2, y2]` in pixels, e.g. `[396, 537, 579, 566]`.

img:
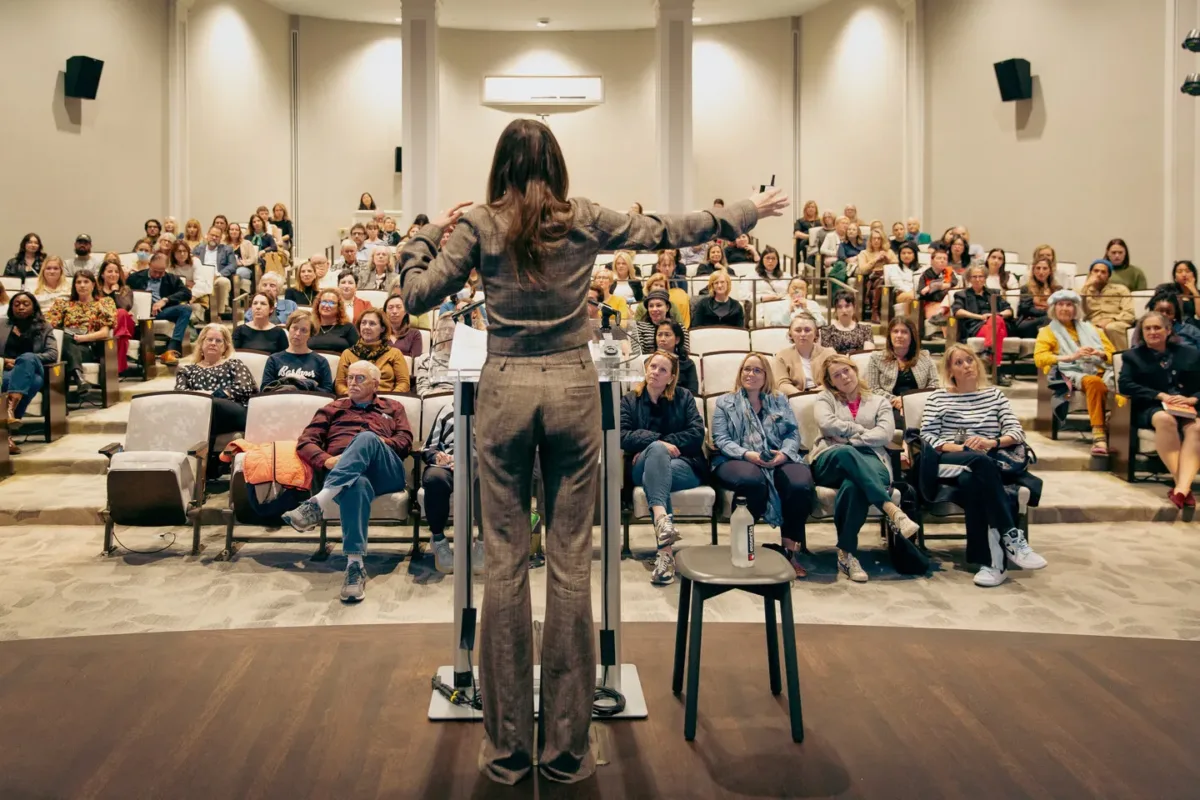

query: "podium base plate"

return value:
[428, 664, 648, 721]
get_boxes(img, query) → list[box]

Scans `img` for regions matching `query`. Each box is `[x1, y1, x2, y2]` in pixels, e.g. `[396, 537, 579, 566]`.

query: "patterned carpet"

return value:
[1, 520, 1197, 642]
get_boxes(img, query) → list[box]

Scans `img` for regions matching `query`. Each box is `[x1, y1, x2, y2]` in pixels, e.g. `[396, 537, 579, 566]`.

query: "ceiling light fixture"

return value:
[536, 18, 550, 28]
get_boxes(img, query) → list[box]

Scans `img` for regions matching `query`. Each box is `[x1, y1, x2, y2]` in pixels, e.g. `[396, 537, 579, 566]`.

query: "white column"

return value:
[655, 0, 694, 213]
[1165, 0, 1200, 276]
[402, 0, 440, 222]
[898, 0, 925, 223]
[166, 0, 195, 221]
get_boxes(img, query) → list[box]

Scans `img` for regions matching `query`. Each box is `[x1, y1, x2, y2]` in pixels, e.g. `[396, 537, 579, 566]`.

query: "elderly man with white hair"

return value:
[243, 272, 297, 324]
[287, 360, 414, 601]
[334, 238, 365, 274]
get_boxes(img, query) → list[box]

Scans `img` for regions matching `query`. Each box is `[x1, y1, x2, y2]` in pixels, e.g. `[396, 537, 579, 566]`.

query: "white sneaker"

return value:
[888, 507, 921, 539]
[1002, 529, 1047, 570]
[653, 513, 680, 548]
[974, 566, 1008, 587]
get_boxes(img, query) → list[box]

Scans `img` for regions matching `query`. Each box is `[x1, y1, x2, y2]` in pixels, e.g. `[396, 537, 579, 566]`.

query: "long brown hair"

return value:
[486, 119, 574, 286]
[885, 316, 920, 367]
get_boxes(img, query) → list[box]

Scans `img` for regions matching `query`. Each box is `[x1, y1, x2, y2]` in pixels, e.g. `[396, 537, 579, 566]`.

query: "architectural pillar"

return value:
[898, 0, 925, 223]
[166, 0, 195, 222]
[402, 0, 440, 222]
[1165, 0, 1200, 277]
[655, 0, 694, 213]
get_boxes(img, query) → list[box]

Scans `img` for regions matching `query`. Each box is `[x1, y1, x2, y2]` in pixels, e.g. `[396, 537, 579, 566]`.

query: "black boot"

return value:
[73, 369, 91, 395]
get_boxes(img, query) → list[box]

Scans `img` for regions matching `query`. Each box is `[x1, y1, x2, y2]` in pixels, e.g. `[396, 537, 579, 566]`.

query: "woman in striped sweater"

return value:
[919, 343, 1047, 587]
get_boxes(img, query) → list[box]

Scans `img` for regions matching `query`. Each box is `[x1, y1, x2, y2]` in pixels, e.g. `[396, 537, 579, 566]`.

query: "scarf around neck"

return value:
[351, 338, 390, 362]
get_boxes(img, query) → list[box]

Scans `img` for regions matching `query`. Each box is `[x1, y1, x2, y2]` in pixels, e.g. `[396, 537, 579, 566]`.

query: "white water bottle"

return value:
[730, 498, 755, 568]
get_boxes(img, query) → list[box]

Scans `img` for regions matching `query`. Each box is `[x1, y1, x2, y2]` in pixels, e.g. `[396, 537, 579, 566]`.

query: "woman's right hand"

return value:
[433, 201, 473, 230]
[744, 451, 764, 466]
[750, 188, 790, 219]
[3, 359, 13, 370]
[890, 396, 903, 410]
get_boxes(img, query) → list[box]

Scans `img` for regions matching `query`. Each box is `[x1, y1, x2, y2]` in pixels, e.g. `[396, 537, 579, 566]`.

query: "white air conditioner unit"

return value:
[482, 75, 604, 107]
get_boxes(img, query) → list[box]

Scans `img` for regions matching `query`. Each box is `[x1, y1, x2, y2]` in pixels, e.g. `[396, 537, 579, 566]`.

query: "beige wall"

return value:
[296, 17, 404, 255]
[0, 0, 167, 257]
[187, 0, 291, 236]
[925, 0, 1167, 275]
[438, 28, 658, 217]
[800, 0, 906, 228]
[694, 20, 796, 253]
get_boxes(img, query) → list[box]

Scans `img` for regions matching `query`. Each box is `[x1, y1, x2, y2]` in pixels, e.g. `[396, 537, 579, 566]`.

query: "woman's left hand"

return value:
[767, 452, 788, 467]
[663, 442, 681, 458]
[964, 435, 995, 452]
[433, 201, 473, 230]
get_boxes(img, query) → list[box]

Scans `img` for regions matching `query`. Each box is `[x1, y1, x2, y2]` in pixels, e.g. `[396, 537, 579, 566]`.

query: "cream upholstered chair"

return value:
[699, 351, 747, 396]
[99, 391, 214, 556]
[11, 328, 67, 443]
[220, 392, 333, 559]
[689, 326, 750, 356]
[1108, 351, 1163, 483]
[624, 393, 717, 555]
[750, 326, 791, 355]
[413, 391, 458, 544]
[357, 289, 389, 309]
[232, 350, 269, 390]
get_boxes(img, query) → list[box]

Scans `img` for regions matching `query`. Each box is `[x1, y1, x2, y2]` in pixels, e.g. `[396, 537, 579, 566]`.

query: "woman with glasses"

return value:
[333, 309, 409, 395]
[307, 288, 359, 352]
[262, 312, 333, 393]
[710, 352, 813, 578]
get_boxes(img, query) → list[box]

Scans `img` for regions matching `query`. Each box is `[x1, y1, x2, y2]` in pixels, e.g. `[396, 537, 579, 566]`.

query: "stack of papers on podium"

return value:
[447, 322, 488, 371]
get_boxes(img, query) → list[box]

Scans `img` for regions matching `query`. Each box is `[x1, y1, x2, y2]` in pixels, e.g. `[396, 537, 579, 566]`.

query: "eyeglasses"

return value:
[741, 366, 765, 376]
[346, 375, 371, 385]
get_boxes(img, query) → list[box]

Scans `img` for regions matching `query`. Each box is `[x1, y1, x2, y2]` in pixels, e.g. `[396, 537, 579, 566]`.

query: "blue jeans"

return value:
[631, 440, 701, 514]
[325, 431, 406, 555]
[2, 353, 44, 418]
[155, 304, 192, 350]
[236, 266, 253, 282]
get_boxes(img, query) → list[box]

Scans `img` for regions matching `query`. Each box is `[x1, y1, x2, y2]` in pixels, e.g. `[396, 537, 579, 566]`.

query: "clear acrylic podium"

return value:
[427, 347, 647, 721]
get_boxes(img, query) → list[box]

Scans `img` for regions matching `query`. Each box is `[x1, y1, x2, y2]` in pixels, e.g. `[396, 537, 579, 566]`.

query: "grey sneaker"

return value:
[837, 550, 868, 583]
[471, 539, 485, 576]
[1002, 529, 1047, 570]
[340, 561, 366, 602]
[283, 499, 323, 533]
[888, 507, 921, 538]
[431, 538, 454, 574]
[653, 513, 679, 548]
[650, 549, 676, 586]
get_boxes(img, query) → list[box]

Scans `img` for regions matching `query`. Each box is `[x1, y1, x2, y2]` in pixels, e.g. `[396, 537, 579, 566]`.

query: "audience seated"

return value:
[724, 233, 760, 266]
[210, 215, 229, 244]
[225, 222, 259, 279]
[287, 260, 321, 308]
[866, 317, 939, 411]
[836, 222, 864, 266]
[270, 203, 293, 250]
[917, 247, 961, 329]
[1130, 291, 1200, 349]
[947, 236, 971, 272]
[261, 311, 334, 393]
[415, 314, 455, 396]
[129, 238, 153, 273]
[1119, 312, 1200, 515]
[1034, 289, 1115, 455]
[0, 292, 56, 454]
[950, 226, 985, 262]
[1103, 238, 1146, 291]
[609, 250, 641, 302]
[384, 294, 423, 357]
[809, 355, 921, 583]
[984, 248, 1018, 292]
[1013, 257, 1060, 338]
[145, 218, 163, 241]
[175, 323, 256, 478]
[1159, 260, 1199, 321]
[233, 293, 288, 353]
[885, 241, 922, 308]
[620, 351, 707, 586]
[358, 192, 376, 210]
[308, 288, 359, 353]
[1082, 258, 1134, 350]
[919, 343, 1046, 588]
[97, 258, 135, 373]
[309, 252, 338, 290]
[155, 234, 177, 262]
[43, 269, 115, 394]
[68, 234, 103, 276]
[286, 360, 414, 602]
[820, 290, 874, 354]
[755, 246, 789, 301]
[380, 216, 401, 247]
[126, 252, 192, 365]
[420, 402, 487, 574]
[169, 240, 205, 324]
[651, 249, 686, 292]
[361, 220, 387, 253]
[631, 289, 689, 355]
[694, 242, 727, 280]
[587, 284, 632, 356]
[246, 214, 277, 258]
[33, 257, 70, 307]
[246, 273, 295, 325]
[590, 267, 630, 324]
[691, 271, 745, 329]
[843, 204, 860, 228]
[1031, 243, 1057, 274]
[335, 239, 365, 275]
[644, 275, 691, 327]
[181, 219, 203, 251]
[776, 313, 834, 394]
[654, 320, 697, 395]
[162, 217, 179, 240]
[349, 224, 370, 261]
[337, 270, 372, 323]
[334, 309, 409, 396]
[711, 352, 813, 578]
[907, 217, 931, 245]
[952, 265, 1013, 381]
[793, 201, 820, 265]
[811, 211, 838, 265]
[859, 229, 897, 322]
[888, 222, 909, 257]
[770, 278, 827, 327]
[196, 226, 243, 317]
[357, 247, 400, 294]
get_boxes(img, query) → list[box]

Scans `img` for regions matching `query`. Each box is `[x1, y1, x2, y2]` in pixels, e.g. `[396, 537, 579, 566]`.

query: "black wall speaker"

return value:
[65, 55, 105, 99]
[993, 58, 1032, 102]
[395, 146, 403, 174]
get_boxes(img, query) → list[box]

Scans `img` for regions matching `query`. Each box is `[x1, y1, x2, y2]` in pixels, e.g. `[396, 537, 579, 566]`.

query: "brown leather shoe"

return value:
[786, 549, 807, 579]
[160, 350, 181, 366]
[8, 436, 20, 455]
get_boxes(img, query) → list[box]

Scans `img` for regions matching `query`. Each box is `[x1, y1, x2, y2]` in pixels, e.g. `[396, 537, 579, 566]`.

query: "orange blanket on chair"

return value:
[220, 439, 312, 491]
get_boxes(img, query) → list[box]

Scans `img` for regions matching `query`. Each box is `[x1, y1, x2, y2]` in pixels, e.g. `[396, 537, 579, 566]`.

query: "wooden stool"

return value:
[672, 545, 803, 742]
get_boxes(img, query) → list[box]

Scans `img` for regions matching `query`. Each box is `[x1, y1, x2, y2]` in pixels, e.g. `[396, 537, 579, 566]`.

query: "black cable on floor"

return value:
[593, 667, 627, 718]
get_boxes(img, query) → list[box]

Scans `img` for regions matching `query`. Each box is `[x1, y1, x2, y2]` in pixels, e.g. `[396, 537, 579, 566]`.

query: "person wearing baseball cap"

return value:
[69, 234, 102, 276]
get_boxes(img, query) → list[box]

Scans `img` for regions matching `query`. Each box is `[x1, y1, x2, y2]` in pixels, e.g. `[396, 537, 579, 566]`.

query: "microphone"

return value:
[587, 297, 622, 329]
[449, 297, 486, 321]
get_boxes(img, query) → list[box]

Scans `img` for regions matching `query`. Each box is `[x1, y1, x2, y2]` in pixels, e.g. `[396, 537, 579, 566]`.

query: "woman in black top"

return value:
[176, 323, 257, 478]
[1119, 312, 1200, 515]
[247, 214, 278, 256]
[270, 202, 293, 249]
[307, 288, 358, 352]
[262, 312, 334, 392]
[286, 261, 320, 307]
[358, 192, 376, 211]
[654, 320, 698, 395]
[1157, 260, 1199, 321]
[793, 200, 819, 265]
[691, 270, 745, 328]
[233, 293, 288, 353]
[1, 292, 57, 453]
[5, 233, 44, 278]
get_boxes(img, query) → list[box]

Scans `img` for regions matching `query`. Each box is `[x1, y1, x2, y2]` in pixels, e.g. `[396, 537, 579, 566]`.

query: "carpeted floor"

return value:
[0, 622, 1196, 799]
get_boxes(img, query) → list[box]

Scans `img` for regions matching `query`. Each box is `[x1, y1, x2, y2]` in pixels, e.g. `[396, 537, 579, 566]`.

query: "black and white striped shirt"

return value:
[919, 387, 1025, 449]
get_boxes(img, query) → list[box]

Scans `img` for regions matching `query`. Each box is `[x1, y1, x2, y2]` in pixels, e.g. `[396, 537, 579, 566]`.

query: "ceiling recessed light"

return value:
[536, 18, 549, 28]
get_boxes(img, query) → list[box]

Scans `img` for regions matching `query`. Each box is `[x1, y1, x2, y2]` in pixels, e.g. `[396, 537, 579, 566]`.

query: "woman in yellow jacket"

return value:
[1033, 289, 1114, 455]
[334, 308, 411, 396]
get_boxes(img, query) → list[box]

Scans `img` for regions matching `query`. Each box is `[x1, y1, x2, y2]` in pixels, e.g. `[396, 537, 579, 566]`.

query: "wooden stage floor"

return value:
[0, 622, 1195, 799]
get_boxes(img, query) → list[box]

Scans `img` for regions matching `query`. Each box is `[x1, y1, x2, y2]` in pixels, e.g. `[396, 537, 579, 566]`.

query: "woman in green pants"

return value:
[808, 355, 920, 583]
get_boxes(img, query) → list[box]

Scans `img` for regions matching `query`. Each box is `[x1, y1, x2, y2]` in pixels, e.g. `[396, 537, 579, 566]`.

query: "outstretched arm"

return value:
[589, 189, 787, 254]
[398, 201, 479, 317]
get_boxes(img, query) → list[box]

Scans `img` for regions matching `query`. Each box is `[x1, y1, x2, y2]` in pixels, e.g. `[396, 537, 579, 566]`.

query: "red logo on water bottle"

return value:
[747, 525, 755, 562]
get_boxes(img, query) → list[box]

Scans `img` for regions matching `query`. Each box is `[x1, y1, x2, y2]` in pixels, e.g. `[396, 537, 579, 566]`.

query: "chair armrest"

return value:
[98, 443, 123, 461]
[187, 440, 209, 459]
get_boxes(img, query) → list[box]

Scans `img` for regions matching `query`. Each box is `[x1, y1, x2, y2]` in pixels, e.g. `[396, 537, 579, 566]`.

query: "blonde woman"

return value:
[860, 228, 898, 322]
[181, 218, 203, 251]
[820, 215, 849, 265]
[591, 267, 629, 324]
[33, 256, 70, 306]
[695, 242, 727, 278]
[809, 355, 920, 583]
[226, 222, 259, 273]
[919, 344, 1045, 587]
[609, 250, 640, 302]
[793, 200, 820, 265]
[691, 270, 745, 328]
[175, 323, 257, 478]
[770, 277, 827, 327]
[775, 312, 834, 394]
